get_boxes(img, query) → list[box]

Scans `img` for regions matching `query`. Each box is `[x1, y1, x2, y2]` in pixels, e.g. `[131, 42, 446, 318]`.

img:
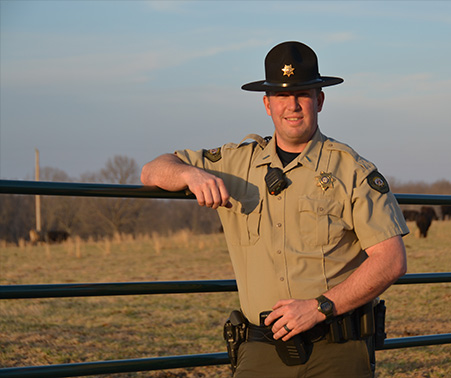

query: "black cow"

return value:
[420, 206, 438, 220]
[441, 205, 451, 220]
[416, 207, 436, 238]
[45, 230, 70, 243]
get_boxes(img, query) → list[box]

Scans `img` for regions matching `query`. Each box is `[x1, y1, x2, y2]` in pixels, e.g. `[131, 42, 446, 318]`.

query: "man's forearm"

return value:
[141, 153, 192, 191]
[141, 153, 231, 209]
[324, 235, 407, 316]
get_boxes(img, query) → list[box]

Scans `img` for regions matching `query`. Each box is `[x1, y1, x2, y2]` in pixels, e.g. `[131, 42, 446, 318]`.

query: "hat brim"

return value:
[241, 76, 343, 92]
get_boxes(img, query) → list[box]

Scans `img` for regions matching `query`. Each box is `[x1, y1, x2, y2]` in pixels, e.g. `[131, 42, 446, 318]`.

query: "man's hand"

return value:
[182, 168, 232, 209]
[264, 299, 324, 341]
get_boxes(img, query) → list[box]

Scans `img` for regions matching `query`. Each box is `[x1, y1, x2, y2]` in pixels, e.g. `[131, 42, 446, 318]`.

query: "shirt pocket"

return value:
[227, 197, 263, 246]
[298, 197, 345, 247]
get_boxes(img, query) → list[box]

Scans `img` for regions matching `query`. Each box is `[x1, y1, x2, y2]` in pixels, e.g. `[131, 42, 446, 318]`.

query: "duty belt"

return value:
[248, 302, 376, 345]
[223, 301, 384, 368]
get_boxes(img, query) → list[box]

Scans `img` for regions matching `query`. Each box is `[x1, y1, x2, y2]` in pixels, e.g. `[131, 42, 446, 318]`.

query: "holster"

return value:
[273, 334, 313, 366]
[223, 310, 248, 374]
[369, 299, 386, 373]
[374, 299, 387, 348]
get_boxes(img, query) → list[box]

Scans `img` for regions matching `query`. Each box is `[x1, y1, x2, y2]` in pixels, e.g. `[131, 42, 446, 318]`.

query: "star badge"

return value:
[281, 64, 295, 77]
[316, 171, 335, 192]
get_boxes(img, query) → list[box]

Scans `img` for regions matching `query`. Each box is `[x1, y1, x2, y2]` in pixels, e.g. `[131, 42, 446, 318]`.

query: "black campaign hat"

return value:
[241, 41, 343, 92]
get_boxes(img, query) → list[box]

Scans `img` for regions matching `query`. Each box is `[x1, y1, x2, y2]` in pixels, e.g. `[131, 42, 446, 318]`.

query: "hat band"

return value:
[263, 78, 323, 88]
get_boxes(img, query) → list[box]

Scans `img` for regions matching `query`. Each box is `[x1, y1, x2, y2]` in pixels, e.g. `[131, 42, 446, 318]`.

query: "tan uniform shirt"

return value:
[175, 128, 409, 325]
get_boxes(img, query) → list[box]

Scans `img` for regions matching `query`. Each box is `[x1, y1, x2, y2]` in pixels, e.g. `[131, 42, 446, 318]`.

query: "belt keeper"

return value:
[327, 312, 358, 343]
[328, 319, 344, 343]
[342, 315, 356, 340]
[359, 302, 376, 338]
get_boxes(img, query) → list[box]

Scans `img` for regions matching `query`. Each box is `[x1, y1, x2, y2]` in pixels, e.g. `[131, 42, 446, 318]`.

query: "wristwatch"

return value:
[316, 295, 335, 321]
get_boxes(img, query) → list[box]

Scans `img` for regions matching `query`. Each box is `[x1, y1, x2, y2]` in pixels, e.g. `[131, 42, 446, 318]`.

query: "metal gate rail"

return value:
[1, 273, 450, 300]
[2, 179, 451, 205]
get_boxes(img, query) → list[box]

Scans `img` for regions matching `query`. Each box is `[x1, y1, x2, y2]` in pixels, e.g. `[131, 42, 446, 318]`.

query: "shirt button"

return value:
[319, 207, 324, 212]
[280, 277, 285, 282]
[277, 196, 282, 200]
[277, 250, 282, 254]
[276, 223, 282, 228]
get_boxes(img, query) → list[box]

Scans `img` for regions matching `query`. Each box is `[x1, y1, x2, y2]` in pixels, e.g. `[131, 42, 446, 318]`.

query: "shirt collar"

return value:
[254, 127, 325, 172]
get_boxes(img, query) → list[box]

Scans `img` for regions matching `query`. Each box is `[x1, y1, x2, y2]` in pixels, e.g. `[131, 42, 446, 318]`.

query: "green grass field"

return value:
[1, 223, 450, 377]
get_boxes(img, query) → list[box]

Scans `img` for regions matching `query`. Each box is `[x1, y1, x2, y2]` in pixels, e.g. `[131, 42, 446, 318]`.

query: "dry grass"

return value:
[1, 222, 450, 377]
[0, 231, 237, 377]
[375, 220, 450, 378]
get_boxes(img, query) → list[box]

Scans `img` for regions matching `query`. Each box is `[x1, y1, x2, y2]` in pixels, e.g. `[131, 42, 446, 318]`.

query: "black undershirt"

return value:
[276, 146, 300, 167]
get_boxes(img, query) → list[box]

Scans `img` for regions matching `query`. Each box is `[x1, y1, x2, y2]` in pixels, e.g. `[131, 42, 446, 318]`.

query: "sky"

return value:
[1, 0, 450, 184]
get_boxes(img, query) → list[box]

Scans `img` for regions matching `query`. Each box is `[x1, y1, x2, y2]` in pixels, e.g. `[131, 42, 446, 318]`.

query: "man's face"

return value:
[263, 89, 325, 152]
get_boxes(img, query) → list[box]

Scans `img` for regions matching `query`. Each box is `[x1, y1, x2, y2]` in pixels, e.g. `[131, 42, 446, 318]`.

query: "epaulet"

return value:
[325, 140, 375, 172]
[238, 134, 272, 149]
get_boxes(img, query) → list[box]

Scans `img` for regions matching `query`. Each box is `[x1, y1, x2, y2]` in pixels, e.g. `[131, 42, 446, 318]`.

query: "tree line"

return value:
[0, 156, 221, 244]
[1, 156, 450, 244]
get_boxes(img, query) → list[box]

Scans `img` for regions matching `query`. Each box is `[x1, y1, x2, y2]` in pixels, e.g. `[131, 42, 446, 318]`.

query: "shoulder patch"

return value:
[203, 147, 222, 162]
[367, 171, 389, 194]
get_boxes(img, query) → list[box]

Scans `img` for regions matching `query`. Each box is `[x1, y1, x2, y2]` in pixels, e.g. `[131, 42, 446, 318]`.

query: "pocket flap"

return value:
[299, 197, 343, 218]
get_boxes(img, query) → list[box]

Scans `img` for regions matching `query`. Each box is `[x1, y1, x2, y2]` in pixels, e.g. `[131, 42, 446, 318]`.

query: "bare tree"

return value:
[0, 194, 34, 243]
[99, 155, 140, 184]
[40, 167, 72, 182]
[79, 155, 143, 237]
[38, 167, 80, 234]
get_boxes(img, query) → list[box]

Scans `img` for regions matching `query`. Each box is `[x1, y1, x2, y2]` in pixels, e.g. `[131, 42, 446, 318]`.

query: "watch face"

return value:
[321, 302, 332, 312]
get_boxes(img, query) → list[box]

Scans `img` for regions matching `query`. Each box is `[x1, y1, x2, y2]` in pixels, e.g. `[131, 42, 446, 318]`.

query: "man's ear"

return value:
[317, 91, 325, 113]
[263, 95, 271, 116]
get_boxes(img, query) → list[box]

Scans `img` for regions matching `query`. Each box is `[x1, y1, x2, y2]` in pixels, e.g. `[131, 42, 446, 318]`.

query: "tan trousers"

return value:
[234, 339, 374, 378]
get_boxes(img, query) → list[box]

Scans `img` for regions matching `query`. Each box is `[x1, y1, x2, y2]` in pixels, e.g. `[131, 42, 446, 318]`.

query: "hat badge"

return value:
[281, 64, 295, 77]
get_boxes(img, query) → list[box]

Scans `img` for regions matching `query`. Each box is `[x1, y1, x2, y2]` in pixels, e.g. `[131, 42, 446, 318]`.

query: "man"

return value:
[141, 41, 409, 377]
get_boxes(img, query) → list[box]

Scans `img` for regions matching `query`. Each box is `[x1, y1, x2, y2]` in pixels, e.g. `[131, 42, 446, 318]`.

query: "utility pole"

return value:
[35, 148, 41, 232]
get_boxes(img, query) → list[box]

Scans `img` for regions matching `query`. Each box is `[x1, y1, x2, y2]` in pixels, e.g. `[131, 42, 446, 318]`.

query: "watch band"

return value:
[316, 294, 335, 320]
